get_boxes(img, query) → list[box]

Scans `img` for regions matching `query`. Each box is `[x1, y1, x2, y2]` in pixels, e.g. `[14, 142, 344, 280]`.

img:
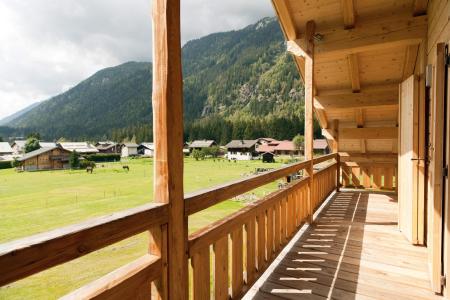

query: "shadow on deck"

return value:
[245, 190, 440, 300]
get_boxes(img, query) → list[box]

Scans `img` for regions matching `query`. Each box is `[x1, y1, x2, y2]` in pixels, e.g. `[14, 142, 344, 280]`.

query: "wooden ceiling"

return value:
[272, 0, 428, 154]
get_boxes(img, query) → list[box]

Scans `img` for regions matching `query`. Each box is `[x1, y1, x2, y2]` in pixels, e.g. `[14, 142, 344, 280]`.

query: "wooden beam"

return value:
[355, 108, 366, 153]
[332, 120, 339, 153]
[315, 87, 398, 110]
[339, 153, 398, 163]
[271, 0, 298, 40]
[288, 14, 427, 60]
[355, 109, 364, 127]
[304, 20, 315, 224]
[315, 108, 328, 129]
[151, 0, 188, 298]
[340, 127, 398, 139]
[341, 0, 356, 29]
[413, 0, 428, 16]
[402, 44, 419, 80]
[347, 54, 361, 92]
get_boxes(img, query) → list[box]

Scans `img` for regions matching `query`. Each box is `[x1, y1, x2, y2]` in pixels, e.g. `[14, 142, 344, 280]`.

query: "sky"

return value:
[0, 0, 274, 120]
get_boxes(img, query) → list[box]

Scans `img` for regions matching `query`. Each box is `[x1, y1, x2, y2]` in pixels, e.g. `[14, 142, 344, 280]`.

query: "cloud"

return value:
[0, 0, 274, 119]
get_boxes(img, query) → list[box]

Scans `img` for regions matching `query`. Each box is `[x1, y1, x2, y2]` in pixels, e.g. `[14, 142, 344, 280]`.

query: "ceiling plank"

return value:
[315, 88, 398, 110]
[347, 54, 361, 92]
[287, 14, 427, 60]
[271, 0, 298, 40]
[402, 44, 420, 80]
[340, 127, 398, 139]
[341, 0, 356, 29]
[413, 0, 428, 17]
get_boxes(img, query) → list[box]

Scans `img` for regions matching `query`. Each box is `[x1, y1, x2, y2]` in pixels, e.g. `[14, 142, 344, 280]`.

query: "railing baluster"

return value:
[245, 218, 256, 285]
[192, 246, 210, 300]
[214, 236, 228, 300]
[257, 212, 266, 271]
[274, 201, 281, 252]
[231, 227, 243, 298]
[267, 207, 274, 260]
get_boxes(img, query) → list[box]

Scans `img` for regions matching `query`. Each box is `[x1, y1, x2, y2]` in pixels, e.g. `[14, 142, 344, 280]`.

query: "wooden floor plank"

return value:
[247, 191, 441, 300]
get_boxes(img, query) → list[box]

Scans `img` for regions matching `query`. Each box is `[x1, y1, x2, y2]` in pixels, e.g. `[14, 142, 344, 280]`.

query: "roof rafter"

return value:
[287, 14, 427, 61]
[341, 0, 356, 29]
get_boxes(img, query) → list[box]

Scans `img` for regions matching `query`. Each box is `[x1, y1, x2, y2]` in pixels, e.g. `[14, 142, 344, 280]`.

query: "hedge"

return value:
[0, 161, 13, 170]
[84, 153, 121, 162]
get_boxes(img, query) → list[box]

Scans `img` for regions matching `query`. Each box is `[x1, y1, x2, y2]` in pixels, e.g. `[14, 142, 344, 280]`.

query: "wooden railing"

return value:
[0, 154, 338, 299]
[187, 154, 338, 299]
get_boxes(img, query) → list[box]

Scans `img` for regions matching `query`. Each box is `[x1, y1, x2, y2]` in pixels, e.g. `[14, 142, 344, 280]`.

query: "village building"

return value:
[188, 140, 217, 152]
[121, 143, 139, 157]
[59, 142, 99, 154]
[313, 139, 329, 155]
[0, 142, 13, 156]
[95, 141, 120, 154]
[225, 140, 259, 160]
[138, 143, 154, 157]
[11, 140, 26, 155]
[17, 146, 71, 171]
[257, 140, 301, 156]
[39, 142, 57, 148]
[261, 152, 275, 163]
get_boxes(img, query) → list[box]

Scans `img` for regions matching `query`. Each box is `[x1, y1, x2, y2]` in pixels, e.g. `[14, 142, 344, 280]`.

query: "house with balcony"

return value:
[1, 0, 450, 299]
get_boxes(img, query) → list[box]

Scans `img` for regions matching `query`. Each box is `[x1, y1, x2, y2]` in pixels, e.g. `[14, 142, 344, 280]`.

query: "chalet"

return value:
[313, 138, 329, 155]
[95, 141, 120, 154]
[257, 140, 301, 156]
[138, 143, 154, 157]
[39, 142, 57, 148]
[11, 140, 26, 155]
[59, 142, 99, 154]
[3, 1, 450, 299]
[120, 143, 139, 157]
[225, 140, 259, 160]
[0, 142, 13, 156]
[188, 140, 216, 152]
[17, 146, 71, 171]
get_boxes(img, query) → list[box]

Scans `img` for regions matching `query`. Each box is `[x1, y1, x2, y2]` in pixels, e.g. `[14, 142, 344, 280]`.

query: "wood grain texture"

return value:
[0, 203, 168, 286]
[151, 0, 188, 298]
[61, 255, 161, 300]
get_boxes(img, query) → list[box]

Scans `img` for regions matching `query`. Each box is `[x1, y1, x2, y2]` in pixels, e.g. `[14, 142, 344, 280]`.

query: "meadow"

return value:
[0, 157, 282, 299]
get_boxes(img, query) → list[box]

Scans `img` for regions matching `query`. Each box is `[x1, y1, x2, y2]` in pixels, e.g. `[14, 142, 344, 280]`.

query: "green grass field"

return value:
[0, 157, 282, 299]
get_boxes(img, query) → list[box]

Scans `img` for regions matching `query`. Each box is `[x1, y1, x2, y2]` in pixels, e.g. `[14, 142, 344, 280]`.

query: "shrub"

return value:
[84, 154, 121, 162]
[0, 161, 13, 170]
[192, 149, 205, 161]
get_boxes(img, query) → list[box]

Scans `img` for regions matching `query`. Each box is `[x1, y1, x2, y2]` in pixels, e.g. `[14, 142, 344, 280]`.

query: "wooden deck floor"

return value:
[245, 190, 441, 300]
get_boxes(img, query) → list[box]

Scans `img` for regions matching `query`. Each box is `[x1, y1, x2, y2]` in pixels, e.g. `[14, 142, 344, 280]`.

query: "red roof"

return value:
[313, 139, 329, 150]
[257, 140, 298, 152]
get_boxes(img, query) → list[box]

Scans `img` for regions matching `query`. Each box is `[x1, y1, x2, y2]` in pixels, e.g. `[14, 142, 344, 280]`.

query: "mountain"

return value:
[5, 17, 309, 143]
[0, 102, 41, 125]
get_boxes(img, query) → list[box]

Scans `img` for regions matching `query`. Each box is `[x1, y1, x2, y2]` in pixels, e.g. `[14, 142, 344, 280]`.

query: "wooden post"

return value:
[333, 120, 340, 191]
[304, 20, 315, 223]
[150, 0, 188, 299]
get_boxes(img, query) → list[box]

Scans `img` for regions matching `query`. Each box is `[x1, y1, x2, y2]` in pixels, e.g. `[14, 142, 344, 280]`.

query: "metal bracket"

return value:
[441, 275, 446, 287]
[444, 165, 449, 178]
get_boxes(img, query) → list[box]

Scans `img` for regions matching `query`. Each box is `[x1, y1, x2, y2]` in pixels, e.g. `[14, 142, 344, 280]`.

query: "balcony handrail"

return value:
[185, 153, 337, 215]
[0, 202, 168, 286]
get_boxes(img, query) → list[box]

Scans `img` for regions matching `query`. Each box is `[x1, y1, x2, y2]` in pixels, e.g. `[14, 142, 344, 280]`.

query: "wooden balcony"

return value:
[246, 191, 439, 300]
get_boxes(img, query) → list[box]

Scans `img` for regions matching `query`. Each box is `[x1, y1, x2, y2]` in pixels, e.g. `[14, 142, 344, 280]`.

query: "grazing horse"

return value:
[123, 165, 130, 171]
[86, 166, 93, 174]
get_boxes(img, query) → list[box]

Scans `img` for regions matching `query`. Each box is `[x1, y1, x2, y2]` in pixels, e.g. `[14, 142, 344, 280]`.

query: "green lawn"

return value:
[0, 157, 282, 299]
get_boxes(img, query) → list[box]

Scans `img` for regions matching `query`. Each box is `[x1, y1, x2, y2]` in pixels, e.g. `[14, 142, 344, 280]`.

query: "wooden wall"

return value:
[426, 0, 450, 295]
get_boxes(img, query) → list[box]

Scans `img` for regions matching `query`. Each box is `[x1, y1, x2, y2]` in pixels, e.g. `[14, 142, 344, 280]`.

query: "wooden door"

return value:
[428, 43, 446, 294]
[398, 75, 420, 243]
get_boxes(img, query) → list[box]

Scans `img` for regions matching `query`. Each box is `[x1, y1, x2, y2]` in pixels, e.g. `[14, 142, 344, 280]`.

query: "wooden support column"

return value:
[150, 0, 188, 299]
[304, 20, 315, 223]
[332, 120, 340, 191]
